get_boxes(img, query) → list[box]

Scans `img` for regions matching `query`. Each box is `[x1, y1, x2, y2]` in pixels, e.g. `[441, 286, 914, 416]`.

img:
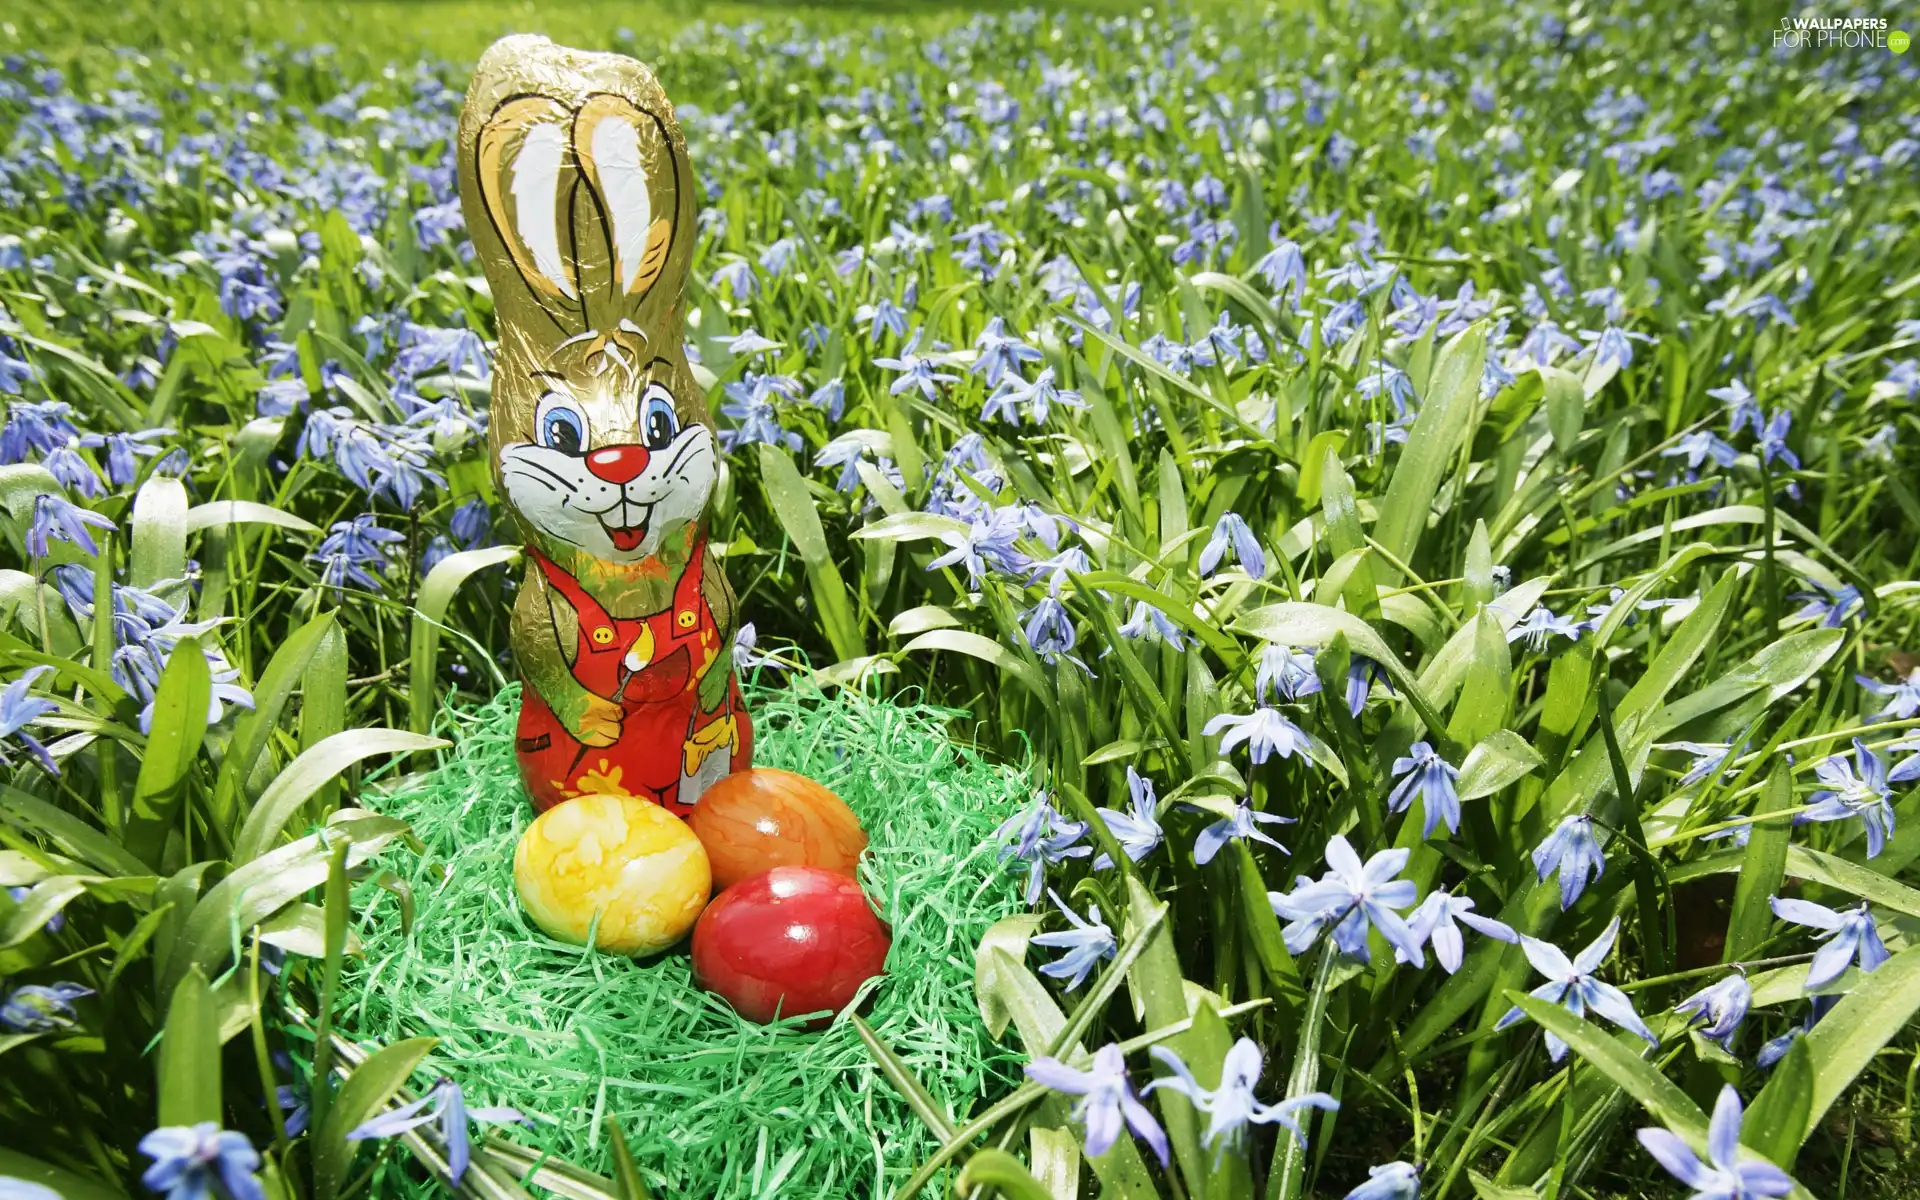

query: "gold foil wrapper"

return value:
[457, 36, 747, 814]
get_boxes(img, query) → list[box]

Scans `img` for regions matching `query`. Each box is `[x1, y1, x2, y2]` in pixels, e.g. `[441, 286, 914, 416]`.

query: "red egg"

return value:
[691, 866, 890, 1025]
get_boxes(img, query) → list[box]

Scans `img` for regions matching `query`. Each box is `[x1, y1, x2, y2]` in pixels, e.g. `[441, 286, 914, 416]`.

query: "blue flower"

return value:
[1857, 668, 1920, 722]
[0, 982, 91, 1032]
[1020, 597, 1087, 670]
[450, 498, 491, 549]
[970, 316, 1043, 386]
[1343, 655, 1389, 716]
[1506, 605, 1582, 652]
[1024, 1044, 1169, 1165]
[138, 1123, 266, 1200]
[83, 428, 173, 486]
[1674, 973, 1752, 1056]
[985, 366, 1085, 425]
[1755, 409, 1798, 470]
[1270, 835, 1423, 964]
[1531, 814, 1605, 909]
[347, 1078, 525, 1186]
[1892, 732, 1920, 786]
[814, 435, 874, 493]
[1720, 378, 1758, 435]
[1116, 600, 1187, 650]
[1635, 1086, 1793, 1200]
[1757, 994, 1838, 1069]
[732, 623, 782, 674]
[0, 400, 78, 462]
[1388, 741, 1461, 838]
[26, 492, 115, 557]
[1147, 1038, 1338, 1151]
[1799, 739, 1894, 858]
[728, 328, 782, 357]
[1789, 580, 1862, 628]
[309, 514, 403, 590]
[1197, 512, 1266, 578]
[708, 258, 757, 300]
[0, 1178, 61, 1200]
[0, 346, 37, 396]
[874, 345, 960, 402]
[1093, 767, 1163, 870]
[1033, 889, 1116, 991]
[718, 374, 803, 453]
[928, 507, 1031, 588]
[807, 378, 845, 421]
[1769, 897, 1889, 990]
[1663, 741, 1734, 787]
[1025, 546, 1092, 596]
[1495, 918, 1658, 1062]
[1256, 644, 1321, 703]
[1342, 1161, 1421, 1200]
[0, 665, 60, 776]
[6, 885, 61, 934]
[1204, 707, 1315, 766]
[1254, 238, 1307, 303]
[995, 792, 1091, 904]
[1401, 891, 1517, 973]
[1662, 430, 1739, 473]
[856, 298, 909, 343]
[1194, 798, 1293, 866]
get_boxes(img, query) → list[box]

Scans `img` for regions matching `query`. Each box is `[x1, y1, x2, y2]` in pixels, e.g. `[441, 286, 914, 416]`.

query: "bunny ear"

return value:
[573, 94, 680, 318]
[474, 96, 586, 323]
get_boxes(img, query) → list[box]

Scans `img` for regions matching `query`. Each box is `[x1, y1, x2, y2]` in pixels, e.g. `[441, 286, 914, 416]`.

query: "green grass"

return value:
[336, 682, 1030, 1199]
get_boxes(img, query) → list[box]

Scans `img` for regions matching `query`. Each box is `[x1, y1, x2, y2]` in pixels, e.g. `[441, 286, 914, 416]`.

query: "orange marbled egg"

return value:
[686, 768, 868, 888]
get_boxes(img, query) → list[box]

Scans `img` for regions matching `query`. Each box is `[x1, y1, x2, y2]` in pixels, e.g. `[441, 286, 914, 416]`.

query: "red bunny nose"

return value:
[585, 445, 651, 485]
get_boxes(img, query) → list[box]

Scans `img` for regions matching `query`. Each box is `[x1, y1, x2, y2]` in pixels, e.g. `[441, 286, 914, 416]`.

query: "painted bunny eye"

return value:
[534, 392, 587, 455]
[640, 383, 679, 451]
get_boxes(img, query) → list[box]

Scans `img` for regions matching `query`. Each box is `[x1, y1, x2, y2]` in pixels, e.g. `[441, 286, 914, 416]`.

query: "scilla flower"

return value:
[1636, 1086, 1792, 1200]
[1495, 918, 1657, 1062]
[1193, 798, 1293, 865]
[1506, 605, 1582, 651]
[995, 792, 1091, 903]
[1401, 891, 1517, 973]
[1204, 707, 1315, 766]
[1269, 836, 1423, 965]
[1024, 1044, 1169, 1165]
[347, 1078, 525, 1186]
[1799, 739, 1895, 858]
[1343, 1161, 1421, 1200]
[1856, 668, 1920, 721]
[1674, 973, 1752, 1056]
[1387, 742, 1461, 838]
[1532, 814, 1605, 908]
[1032, 889, 1116, 992]
[139, 1124, 266, 1200]
[1093, 767, 1164, 870]
[1256, 643, 1322, 702]
[1769, 897, 1889, 990]
[0, 666, 60, 776]
[1197, 511, 1266, 578]
[1146, 1038, 1338, 1151]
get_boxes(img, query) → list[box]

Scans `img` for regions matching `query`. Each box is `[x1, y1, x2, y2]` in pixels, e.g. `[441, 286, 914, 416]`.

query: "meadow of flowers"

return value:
[4, 1, 1920, 1197]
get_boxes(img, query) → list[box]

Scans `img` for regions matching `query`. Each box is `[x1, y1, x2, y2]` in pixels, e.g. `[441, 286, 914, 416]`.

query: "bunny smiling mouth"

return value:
[597, 500, 655, 552]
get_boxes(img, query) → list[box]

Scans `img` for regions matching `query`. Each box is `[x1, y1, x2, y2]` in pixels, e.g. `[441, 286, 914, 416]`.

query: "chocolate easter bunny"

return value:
[457, 36, 750, 816]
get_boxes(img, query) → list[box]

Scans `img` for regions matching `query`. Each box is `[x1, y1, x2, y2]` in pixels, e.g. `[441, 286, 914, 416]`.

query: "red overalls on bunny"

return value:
[513, 544, 752, 817]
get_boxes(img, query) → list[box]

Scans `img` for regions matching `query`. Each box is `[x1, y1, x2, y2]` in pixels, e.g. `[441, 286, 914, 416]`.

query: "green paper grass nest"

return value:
[336, 682, 1029, 1198]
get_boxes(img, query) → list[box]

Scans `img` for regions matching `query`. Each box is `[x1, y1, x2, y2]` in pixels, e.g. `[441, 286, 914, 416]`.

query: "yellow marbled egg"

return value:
[513, 794, 712, 956]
